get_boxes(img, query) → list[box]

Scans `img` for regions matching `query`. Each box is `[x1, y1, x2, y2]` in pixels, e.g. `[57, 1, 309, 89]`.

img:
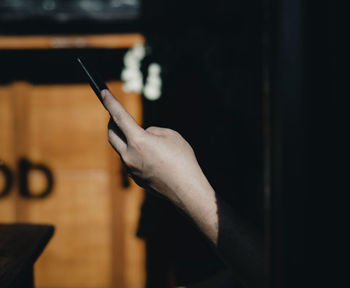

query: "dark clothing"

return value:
[216, 196, 265, 287]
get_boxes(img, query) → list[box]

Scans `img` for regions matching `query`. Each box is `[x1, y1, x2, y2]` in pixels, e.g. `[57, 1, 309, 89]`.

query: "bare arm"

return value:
[101, 89, 264, 287]
[102, 89, 219, 244]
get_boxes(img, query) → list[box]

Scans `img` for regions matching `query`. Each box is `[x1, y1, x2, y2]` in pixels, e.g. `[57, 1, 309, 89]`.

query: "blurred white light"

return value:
[123, 52, 141, 68]
[148, 63, 161, 75]
[132, 43, 146, 59]
[143, 85, 161, 101]
[123, 77, 143, 93]
[121, 43, 146, 93]
[143, 62, 162, 101]
[121, 68, 140, 81]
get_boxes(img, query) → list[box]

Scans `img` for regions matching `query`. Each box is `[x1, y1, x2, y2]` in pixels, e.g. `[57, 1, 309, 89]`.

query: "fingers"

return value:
[101, 89, 144, 140]
[108, 118, 127, 154]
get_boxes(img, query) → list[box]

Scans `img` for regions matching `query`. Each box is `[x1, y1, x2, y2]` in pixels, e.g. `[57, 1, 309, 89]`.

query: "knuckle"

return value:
[146, 126, 178, 137]
[111, 113, 122, 125]
[165, 128, 178, 137]
[128, 134, 145, 150]
[146, 126, 157, 133]
[146, 126, 164, 135]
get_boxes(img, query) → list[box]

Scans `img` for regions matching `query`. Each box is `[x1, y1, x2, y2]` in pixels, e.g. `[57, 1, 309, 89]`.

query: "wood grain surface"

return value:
[0, 82, 145, 288]
[0, 34, 145, 49]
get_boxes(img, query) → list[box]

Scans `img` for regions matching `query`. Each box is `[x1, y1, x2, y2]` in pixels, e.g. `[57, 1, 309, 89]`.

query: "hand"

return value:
[101, 89, 207, 204]
[100, 90, 265, 287]
[101, 89, 218, 244]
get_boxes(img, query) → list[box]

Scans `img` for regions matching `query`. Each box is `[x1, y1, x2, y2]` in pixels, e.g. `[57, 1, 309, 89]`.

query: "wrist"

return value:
[165, 169, 219, 243]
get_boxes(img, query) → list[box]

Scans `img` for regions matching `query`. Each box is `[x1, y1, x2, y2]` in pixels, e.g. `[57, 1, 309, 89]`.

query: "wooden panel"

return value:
[0, 86, 17, 222]
[0, 34, 145, 49]
[23, 84, 110, 170]
[108, 83, 145, 288]
[13, 83, 113, 287]
[34, 175, 112, 288]
[124, 182, 146, 288]
[0, 82, 145, 288]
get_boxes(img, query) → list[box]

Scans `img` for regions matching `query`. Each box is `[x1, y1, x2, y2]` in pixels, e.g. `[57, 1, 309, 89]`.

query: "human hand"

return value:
[101, 89, 207, 204]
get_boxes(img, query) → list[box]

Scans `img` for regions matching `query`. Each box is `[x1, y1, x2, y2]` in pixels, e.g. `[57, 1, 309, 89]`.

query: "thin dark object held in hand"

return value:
[77, 57, 108, 104]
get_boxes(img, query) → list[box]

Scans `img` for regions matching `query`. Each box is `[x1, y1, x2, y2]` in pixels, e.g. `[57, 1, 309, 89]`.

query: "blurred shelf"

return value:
[0, 33, 144, 49]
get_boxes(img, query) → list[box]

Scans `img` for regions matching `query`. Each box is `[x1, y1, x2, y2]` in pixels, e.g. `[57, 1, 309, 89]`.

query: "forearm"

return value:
[100, 89, 264, 287]
[164, 168, 219, 245]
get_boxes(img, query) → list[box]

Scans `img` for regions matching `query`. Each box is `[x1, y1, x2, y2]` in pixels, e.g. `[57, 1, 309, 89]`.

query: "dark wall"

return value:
[141, 0, 264, 229]
[139, 0, 264, 286]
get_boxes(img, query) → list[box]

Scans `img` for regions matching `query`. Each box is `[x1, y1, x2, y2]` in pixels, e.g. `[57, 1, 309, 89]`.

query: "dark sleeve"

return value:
[186, 268, 243, 288]
[216, 196, 265, 288]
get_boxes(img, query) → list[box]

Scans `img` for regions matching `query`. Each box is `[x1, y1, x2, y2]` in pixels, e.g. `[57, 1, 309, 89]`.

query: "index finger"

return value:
[101, 89, 144, 139]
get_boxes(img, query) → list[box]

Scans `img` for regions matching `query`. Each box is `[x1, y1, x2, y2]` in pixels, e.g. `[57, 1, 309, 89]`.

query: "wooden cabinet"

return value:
[0, 35, 145, 288]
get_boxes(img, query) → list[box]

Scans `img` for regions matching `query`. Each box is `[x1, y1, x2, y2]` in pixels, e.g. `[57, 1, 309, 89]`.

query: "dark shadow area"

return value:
[0, 49, 126, 85]
[215, 197, 264, 288]
[138, 1, 264, 287]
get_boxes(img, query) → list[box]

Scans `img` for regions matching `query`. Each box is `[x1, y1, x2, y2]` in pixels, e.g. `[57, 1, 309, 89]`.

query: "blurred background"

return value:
[0, 0, 337, 288]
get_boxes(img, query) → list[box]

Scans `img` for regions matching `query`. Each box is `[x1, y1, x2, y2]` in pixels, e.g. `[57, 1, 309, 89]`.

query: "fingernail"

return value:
[101, 89, 108, 100]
